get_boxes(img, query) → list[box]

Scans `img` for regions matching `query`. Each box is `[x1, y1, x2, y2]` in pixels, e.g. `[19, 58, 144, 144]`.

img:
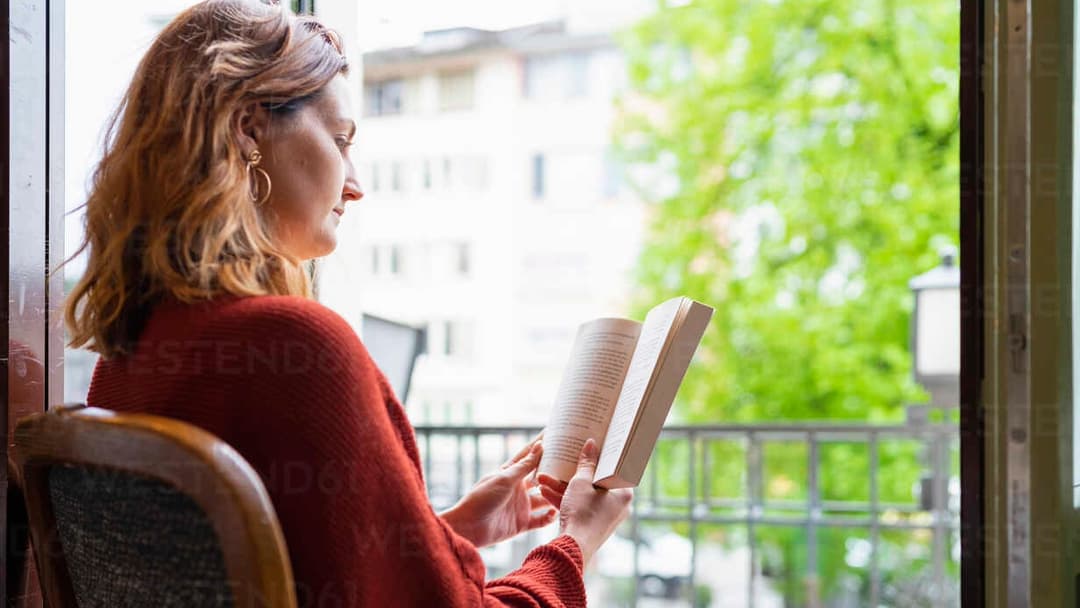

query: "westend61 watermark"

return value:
[118, 338, 360, 376]
[34, 458, 386, 500]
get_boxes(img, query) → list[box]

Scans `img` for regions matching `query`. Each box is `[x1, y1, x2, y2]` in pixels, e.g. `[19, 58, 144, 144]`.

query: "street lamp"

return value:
[909, 247, 961, 407]
[909, 248, 960, 518]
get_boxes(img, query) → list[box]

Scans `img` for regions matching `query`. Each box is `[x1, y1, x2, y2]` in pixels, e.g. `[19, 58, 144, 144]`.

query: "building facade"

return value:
[318, 19, 648, 426]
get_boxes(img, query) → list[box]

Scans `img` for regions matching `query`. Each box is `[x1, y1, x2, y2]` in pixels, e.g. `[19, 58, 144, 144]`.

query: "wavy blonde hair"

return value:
[64, 0, 349, 359]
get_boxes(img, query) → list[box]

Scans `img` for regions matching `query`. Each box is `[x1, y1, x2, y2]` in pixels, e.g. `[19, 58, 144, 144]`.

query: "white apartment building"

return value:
[318, 18, 649, 426]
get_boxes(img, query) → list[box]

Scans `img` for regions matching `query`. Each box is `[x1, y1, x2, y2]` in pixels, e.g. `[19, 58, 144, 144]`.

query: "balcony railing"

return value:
[414, 419, 959, 607]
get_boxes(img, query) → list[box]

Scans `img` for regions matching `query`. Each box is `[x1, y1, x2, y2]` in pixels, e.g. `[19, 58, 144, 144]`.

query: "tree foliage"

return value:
[618, 0, 959, 425]
[616, 0, 960, 602]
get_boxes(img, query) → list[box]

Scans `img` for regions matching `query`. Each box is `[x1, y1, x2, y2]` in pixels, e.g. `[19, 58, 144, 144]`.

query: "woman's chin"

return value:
[314, 234, 338, 258]
[294, 236, 337, 262]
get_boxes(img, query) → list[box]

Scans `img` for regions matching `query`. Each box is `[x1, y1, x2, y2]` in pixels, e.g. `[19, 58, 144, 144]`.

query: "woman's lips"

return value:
[332, 208, 344, 217]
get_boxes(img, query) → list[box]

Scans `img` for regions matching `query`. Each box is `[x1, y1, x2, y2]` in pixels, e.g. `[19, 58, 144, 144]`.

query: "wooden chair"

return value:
[12, 405, 296, 608]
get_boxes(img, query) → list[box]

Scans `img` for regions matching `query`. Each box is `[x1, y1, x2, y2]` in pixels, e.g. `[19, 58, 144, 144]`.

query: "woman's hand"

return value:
[439, 434, 557, 548]
[537, 438, 633, 566]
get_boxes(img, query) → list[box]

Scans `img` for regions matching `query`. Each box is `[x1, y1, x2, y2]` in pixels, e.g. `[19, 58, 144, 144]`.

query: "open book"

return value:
[538, 297, 714, 489]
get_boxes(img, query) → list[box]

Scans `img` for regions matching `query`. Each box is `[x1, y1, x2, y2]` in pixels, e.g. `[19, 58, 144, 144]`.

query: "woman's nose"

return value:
[343, 173, 363, 202]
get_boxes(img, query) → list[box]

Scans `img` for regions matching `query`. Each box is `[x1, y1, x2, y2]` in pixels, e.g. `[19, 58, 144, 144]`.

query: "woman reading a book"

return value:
[63, 1, 631, 606]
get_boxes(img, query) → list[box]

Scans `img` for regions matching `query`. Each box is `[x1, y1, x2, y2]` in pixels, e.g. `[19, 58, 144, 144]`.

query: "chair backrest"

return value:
[12, 405, 296, 608]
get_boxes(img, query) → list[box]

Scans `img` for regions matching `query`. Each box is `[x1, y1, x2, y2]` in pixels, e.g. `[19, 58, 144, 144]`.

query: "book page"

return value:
[538, 318, 642, 482]
[595, 300, 714, 487]
[595, 298, 686, 478]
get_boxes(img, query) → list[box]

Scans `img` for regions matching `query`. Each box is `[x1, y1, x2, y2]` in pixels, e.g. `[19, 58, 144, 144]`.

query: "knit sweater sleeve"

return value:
[227, 296, 588, 608]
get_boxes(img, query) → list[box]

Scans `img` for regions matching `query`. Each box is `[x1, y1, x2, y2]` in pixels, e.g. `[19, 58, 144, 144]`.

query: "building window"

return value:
[370, 163, 381, 192]
[390, 245, 402, 275]
[524, 52, 590, 100]
[524, 55, 556, 99]
[566, 51, 589, 97]
[532, 154, 545, 199]
[460, 156, 489, 191]
[414, 322, 434, 356]
[439, 320, 474, 359]
[423, 159, 433, 190]
[418, 322, 430, 355]
[438, 70, 475, 112]
[443, 320, 454, 356]
[603, 151, 624, 198]
[443, 156, 453, 189]
[391, 161, 403, 192]
[364, 79, 404, 117]
[456, 243, 471, 276]
[370, 246, 380, 274]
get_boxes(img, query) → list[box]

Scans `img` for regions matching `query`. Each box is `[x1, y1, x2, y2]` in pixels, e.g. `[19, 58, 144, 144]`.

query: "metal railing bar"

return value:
[807, 432, 819, 600]
[455, 433, 464, 498]
[633, 513, 958, 530]
[423, 429, 433, 492]
[702, 432, 712, 514]
[472, 430, 481, 485]
[412, 423, 954, 435]
[748, 432, 759, 608]
[869, 432, 881, 607]
[637, 492, 940, 509]
[649, 444, 660, 509]
[932, 430, 949, 602]
[687, 431, 698, 603]
[410, 423, 960, 606]
[647, 496, 941, 514]
[631, 489, 641, 607]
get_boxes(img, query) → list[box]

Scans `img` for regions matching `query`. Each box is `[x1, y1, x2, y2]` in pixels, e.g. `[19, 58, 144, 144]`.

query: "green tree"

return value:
[616, 0, 959, 603]
[619, 0, 958, 424]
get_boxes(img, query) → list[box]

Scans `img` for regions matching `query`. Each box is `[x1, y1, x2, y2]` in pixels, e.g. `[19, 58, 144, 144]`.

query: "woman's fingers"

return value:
[527, 508, 557, 530]
[537, 473, 568, 492]
[502, 443, 542, 480]
[536, 473, 567, 508]
[501, 430, 546, 470]
[529, 492, 550, 510]
[539, 484, 564, 509]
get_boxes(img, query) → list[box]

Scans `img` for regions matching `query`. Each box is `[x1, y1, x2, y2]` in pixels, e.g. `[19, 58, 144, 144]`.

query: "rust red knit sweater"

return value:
[87, 294, 587, 607]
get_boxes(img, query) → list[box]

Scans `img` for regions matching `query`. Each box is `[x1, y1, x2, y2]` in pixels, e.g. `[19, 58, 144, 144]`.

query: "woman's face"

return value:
[258, 75, 363, 260]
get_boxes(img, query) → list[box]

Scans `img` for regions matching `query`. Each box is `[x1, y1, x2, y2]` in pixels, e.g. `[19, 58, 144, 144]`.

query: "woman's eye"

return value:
[336, 137, 354, 150]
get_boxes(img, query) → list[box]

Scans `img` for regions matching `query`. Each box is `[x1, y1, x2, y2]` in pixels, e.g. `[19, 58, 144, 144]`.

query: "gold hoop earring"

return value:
[246, 150, 272, 205]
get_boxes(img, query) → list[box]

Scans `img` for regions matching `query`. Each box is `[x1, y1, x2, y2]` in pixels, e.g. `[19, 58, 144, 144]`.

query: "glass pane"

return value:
[60, 2, 962, 605]
[64, 1, 199, 402]
[328, 0, 961, 602]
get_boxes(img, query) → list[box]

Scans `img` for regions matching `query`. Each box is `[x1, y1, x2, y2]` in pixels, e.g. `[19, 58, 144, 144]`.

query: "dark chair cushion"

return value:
[48, 464, 235, 607]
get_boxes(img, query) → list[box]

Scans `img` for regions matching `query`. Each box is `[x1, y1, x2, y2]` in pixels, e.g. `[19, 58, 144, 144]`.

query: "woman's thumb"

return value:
[576, 438, 598, 478]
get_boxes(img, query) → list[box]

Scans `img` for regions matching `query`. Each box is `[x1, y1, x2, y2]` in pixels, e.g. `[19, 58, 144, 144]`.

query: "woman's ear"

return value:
[234, 101, 271, 156]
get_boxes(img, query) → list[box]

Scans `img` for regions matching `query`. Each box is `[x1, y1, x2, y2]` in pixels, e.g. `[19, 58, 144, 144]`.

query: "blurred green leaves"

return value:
[617, 0, 959, 424]
[616, 0, 959, 602]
